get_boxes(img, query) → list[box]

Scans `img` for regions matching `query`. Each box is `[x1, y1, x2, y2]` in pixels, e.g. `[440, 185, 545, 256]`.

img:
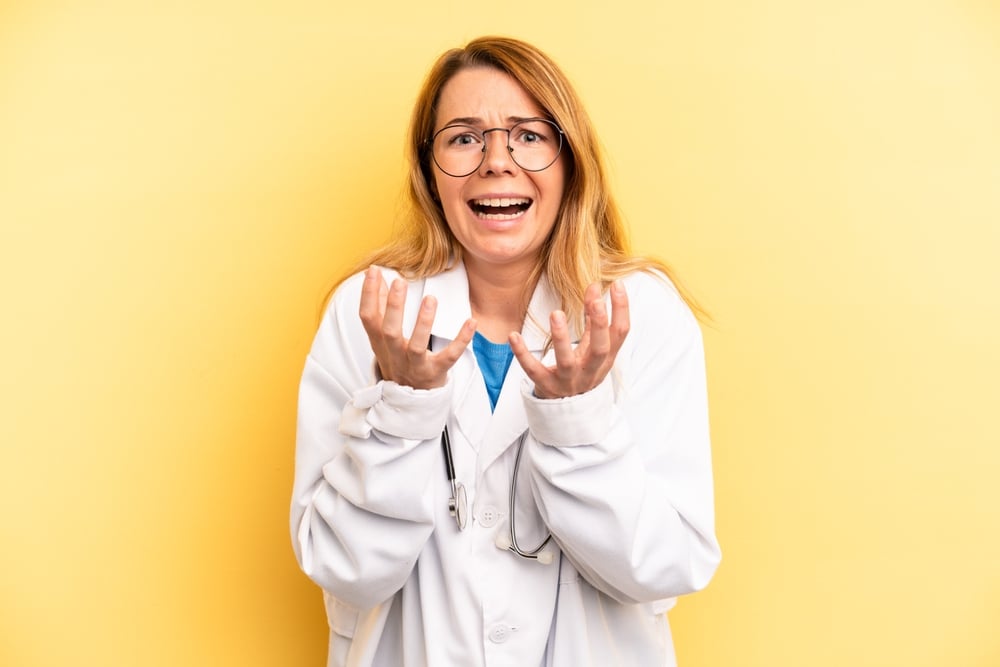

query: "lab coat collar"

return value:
[422, 260, 562, 352]
[423, 262, 473, 342]
[521, 272, 563, 351]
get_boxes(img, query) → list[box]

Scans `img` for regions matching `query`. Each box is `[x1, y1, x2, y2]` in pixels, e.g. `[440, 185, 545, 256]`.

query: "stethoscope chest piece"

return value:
[450, 481, 468, 530]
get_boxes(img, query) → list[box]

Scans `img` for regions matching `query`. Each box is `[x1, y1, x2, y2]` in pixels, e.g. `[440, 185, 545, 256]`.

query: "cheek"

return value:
[544, 160, 568, 207]
[434, 174, 463, 207]
[543, 173, 567, 214]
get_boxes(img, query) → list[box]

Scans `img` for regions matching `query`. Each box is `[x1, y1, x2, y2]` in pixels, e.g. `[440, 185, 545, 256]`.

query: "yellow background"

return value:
[2, 1, 998, 665]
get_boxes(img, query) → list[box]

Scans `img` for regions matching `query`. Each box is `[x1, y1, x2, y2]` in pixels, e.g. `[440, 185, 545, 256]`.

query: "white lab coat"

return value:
[291, 261, 720, 667]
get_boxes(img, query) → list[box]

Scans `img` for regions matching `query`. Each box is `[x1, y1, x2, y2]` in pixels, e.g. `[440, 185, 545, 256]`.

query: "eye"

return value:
[440, 126, 483, 149]
[451, 133, 478, 146]
[512, 121, 555, 146]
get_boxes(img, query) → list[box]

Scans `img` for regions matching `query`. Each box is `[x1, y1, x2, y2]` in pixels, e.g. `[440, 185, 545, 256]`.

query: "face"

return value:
[430, 67, 566, 279]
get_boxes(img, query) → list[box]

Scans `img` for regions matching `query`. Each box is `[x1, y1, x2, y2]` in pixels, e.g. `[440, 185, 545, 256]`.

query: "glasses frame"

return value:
[428, 118, 565, 178]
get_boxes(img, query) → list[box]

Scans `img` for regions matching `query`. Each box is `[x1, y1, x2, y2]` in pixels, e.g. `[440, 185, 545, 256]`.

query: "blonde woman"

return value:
[291, 36, 720, 666]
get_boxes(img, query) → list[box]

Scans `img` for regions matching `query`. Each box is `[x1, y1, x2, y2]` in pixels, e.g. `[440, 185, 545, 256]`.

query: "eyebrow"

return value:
[438, 115, 543, 128]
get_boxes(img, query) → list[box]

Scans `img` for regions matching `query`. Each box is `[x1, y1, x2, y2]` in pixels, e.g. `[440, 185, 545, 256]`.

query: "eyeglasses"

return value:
[429, 118, 564, 178]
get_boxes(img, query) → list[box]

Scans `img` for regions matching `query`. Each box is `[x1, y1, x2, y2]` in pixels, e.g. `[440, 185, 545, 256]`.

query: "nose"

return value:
[478, 128, 517, 175]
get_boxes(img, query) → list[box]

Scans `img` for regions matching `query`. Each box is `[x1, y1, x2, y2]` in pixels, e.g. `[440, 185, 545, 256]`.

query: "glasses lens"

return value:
[432, 125, 484, 177]
[507, 120, 562, 172]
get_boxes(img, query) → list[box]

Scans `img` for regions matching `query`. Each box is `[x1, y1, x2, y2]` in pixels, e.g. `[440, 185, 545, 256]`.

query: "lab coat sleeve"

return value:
[524, 271, 721, 605]
[290, 272, 447, 611]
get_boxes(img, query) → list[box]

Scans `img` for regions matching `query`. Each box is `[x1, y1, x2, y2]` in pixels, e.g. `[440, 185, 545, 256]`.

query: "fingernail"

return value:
[612, 280, 624, 294]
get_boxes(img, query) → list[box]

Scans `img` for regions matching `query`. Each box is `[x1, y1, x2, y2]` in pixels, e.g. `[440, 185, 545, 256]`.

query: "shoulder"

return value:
[612, 268, 705, 371]
[619, 269, 699, 332]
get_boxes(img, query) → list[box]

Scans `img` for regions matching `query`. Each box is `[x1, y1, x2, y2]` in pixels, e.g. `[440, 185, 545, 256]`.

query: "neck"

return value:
[464, 258, 538, 343]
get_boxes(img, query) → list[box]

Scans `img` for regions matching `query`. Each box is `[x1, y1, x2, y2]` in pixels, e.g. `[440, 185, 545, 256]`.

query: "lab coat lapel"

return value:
[475, 362, 528, 477]
[424, 264, 488, 450]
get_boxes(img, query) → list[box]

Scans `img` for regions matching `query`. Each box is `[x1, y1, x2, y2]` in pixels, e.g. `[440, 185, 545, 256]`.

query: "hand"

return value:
[511, 281, 630, 399]
[359, 266, 476, 390]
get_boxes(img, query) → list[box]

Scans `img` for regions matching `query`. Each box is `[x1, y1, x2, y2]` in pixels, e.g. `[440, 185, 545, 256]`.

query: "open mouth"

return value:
[469, 197, 533, 220]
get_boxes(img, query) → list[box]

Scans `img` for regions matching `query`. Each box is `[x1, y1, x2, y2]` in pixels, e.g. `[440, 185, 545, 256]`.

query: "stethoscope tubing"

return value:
[506, 432, 552, 560]
[431, 337, 551, 560]
[440, 426, 552, 560]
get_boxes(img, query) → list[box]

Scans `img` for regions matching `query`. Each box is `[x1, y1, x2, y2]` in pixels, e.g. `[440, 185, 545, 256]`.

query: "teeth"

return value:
[473, 197, 529, 208]
[479, 211, 522, 221]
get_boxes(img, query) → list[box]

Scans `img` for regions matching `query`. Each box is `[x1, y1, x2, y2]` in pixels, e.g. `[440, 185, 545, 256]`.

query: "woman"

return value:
[291, 36, 720, 666]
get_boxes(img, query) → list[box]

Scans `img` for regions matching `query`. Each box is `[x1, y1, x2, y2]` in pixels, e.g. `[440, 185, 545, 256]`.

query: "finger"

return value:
[581, 284, 611, 372]
[437, 318, 477, 368]
[549, 310, 577, 375]
[380, 278, 407, 338]
[359, 266, 384, 333]
[407, 295, 437, 356]
[584, 283, 610, 355]
[608, 280, 630, 351]
[377, 273, 389, 317]
[576, 312, 591, 356]
[577, 284, 597, 350]
[510, 331, 552, 387]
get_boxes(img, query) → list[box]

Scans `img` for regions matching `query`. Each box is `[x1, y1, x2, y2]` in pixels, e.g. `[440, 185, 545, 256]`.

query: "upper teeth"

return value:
[474, 197, 529, 207]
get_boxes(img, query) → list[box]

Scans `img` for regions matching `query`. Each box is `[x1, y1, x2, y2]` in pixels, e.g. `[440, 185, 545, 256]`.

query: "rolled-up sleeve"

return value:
[524, 271, 721, 605]
[290, 272, 447, 611]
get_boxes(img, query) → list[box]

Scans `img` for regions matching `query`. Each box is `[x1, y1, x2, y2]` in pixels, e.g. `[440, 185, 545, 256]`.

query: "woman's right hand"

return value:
[359, 266, 476, 390]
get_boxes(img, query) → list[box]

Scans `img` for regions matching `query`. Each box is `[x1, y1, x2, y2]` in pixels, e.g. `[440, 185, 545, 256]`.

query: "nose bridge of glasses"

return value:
[481, 126, 514, 155]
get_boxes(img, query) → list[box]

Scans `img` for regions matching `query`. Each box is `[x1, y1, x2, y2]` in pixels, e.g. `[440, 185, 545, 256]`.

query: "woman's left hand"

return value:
[510, 281, 630, 399]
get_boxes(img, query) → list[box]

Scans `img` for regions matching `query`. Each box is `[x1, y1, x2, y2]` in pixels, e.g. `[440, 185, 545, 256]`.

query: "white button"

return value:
[477, 505, 500, 527]
[488, 623, 515, 643]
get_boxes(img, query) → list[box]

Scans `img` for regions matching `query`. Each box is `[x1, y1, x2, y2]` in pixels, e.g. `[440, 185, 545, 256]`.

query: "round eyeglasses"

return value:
[429, 118, 564, 178]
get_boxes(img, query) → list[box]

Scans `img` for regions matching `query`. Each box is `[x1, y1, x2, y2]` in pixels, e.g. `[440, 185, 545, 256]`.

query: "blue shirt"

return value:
[472, 331, 514, 411]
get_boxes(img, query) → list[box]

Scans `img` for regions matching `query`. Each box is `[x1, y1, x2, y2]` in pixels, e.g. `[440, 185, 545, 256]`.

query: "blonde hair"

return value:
[333, 35, 705, 328]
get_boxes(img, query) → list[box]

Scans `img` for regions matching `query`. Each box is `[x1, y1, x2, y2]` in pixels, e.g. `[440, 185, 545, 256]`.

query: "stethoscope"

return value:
[440, 425, 553, 562]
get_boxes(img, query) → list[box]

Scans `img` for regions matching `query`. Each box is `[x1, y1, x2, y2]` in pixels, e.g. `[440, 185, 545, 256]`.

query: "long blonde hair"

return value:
[332, 36, 705, 328]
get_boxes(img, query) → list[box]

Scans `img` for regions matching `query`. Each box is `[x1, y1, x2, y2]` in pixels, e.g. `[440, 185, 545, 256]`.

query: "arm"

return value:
[289, 270, 471, 610]
[518, 273, 721, 604]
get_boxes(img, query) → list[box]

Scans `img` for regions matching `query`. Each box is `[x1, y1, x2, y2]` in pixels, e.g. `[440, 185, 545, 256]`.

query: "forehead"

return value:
[434, 67, 545, 128]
